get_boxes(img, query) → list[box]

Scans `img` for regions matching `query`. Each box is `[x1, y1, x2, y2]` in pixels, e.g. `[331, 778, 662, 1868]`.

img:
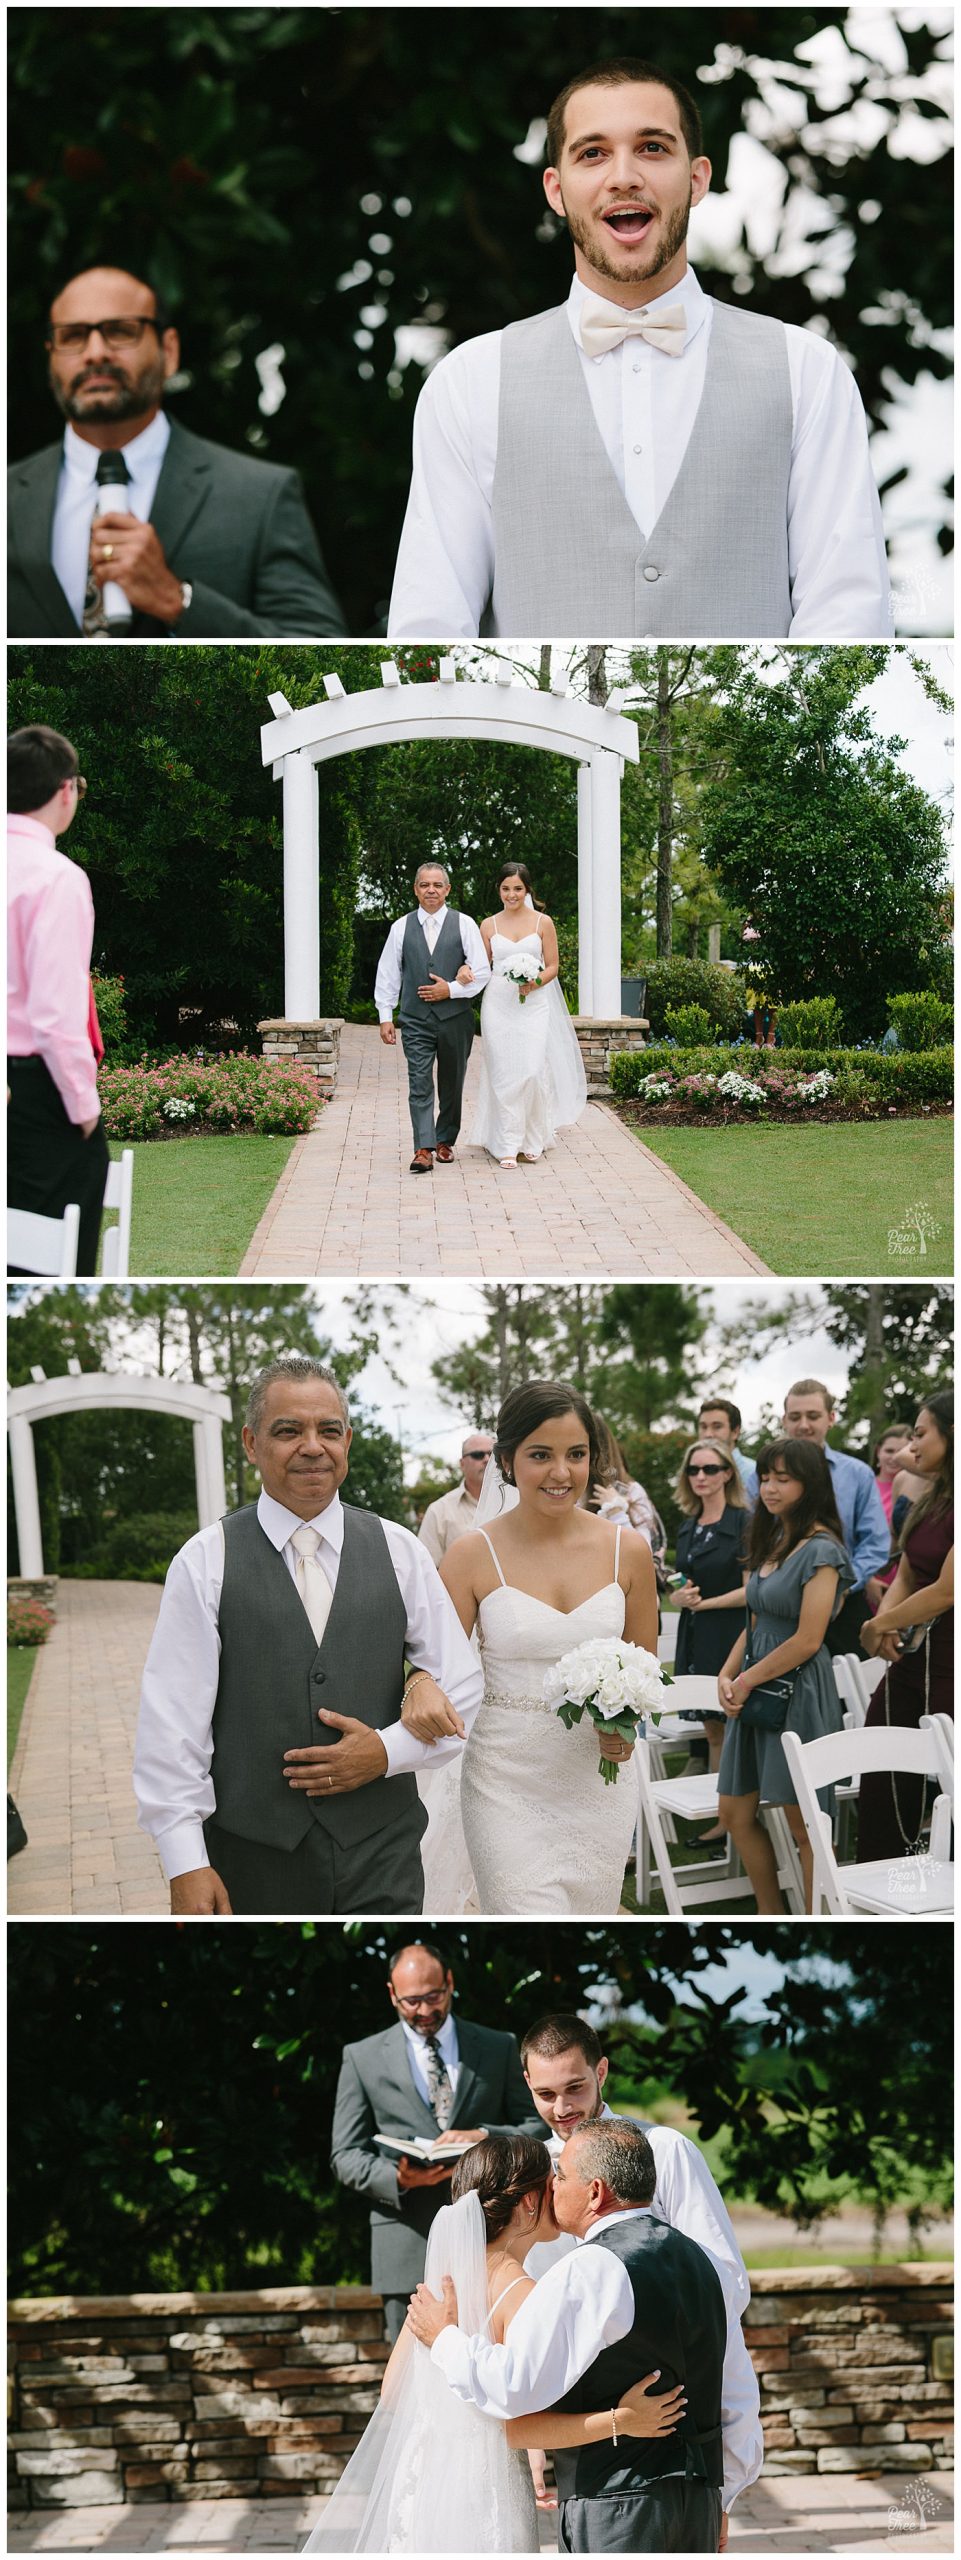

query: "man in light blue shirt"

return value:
[746, 1378, 889, 1655]
[698, 1398, 754, 1490]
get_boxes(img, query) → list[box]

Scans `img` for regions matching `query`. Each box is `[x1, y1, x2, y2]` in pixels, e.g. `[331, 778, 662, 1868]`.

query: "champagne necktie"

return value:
[290, 1523, 334, 1646]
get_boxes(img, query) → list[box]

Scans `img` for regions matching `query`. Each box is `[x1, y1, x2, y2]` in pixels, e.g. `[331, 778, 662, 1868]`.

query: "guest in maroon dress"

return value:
[858, 1392, 954, 1862]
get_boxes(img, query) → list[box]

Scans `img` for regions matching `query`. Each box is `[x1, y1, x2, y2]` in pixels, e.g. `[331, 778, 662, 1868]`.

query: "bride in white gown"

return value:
[406, 1382, 658, 1915]
[468, 863, 586, 1167]
[302, 2135, 681, 2552]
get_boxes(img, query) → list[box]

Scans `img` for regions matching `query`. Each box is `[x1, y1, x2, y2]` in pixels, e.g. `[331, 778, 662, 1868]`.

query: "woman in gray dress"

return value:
[716, 1437, 853, 1914]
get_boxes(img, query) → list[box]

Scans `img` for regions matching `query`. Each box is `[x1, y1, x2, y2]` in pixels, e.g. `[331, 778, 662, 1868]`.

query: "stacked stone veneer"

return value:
[573, 1017, 649, 1098]
[746, 2266, 953, 2477]
[7, 2268, 953, 2509]
[258, 1018, 343, 1096]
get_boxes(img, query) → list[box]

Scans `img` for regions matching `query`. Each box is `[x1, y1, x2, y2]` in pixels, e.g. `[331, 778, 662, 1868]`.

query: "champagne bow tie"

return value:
[578, 297, 687, 360]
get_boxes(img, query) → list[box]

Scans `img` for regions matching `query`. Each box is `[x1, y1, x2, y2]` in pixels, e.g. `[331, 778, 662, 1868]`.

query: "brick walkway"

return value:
[7, 2472, 953, 2550]
[7, 1582, 166, 1916]
[240, 1025, 769, 1278]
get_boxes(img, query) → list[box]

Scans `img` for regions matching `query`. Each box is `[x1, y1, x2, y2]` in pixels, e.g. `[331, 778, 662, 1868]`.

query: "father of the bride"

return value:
[134, 1356, 482, 1914]
[375, 862, 490, 1173]
[410, 2118, 728, 2552]
[331, 1939, 545, 2340]
[388, 55, 892, 641]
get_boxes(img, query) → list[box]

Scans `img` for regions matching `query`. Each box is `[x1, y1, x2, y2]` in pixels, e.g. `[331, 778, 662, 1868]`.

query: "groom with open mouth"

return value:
[388, 54, 892, 641]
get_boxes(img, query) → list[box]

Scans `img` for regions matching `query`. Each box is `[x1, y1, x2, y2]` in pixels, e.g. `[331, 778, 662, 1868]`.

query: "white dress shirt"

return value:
[388, 266, 892, 640]
[134, 1487, 484, 1881]
[374, 903, 492, 1020]
[417, 1482, 480, 1566]
[50, 412, 172, 628]
[401, 2009, 461, 2109]
[438, 2200, 761, 2511]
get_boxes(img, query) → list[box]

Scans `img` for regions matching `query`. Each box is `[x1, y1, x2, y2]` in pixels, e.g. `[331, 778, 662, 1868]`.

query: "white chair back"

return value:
[8, 1201, 80, 1276]
[657, 1615, 679, 1665]
[99, 1148, 134, 1277]
[782, 1720, 955, 1915]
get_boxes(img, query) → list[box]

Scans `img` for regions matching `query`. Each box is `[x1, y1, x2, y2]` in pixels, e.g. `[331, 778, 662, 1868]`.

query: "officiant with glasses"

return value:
[331, 1941, 545, 2341]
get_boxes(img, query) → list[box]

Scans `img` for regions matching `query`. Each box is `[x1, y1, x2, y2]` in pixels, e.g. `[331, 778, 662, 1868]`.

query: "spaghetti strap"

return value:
[614, 1522, 623, 1585]
[484, 2273, 528, 2328]
[478, 1528, 508, 1587]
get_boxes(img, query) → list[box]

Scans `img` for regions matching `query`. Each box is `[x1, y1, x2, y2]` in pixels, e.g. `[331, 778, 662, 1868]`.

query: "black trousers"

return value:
[399, 1008, 474, 1150]
[8, 1055, 109, 1277]
[825, 1590, 872, 1659]
[559, 2483, 723, 2553]
[203, 1814, 425, 1916]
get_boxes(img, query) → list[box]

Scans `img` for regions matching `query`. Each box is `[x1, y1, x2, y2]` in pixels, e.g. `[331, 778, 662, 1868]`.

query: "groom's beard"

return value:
[562, 189, 692, 290]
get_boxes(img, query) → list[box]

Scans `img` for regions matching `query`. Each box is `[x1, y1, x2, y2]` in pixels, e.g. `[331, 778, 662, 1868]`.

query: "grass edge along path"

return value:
[107, 1135, 297, 1276]
[633, 1120, 952, 1276]
[8, 1647, 37, 1770]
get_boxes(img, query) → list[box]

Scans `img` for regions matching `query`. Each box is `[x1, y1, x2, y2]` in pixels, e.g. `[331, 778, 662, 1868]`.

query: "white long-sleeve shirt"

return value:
[134, 1487, 484, 1880]
[374, 903, 491, 1020]
[437, 2203, 762, 2511]
[525, 2113, 761, 2510]
[388, 266, 893, 640]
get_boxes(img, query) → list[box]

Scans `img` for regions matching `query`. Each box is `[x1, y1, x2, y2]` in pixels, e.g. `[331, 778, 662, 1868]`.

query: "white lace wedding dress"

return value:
[470, 928, 586, 1161]
[460, 1527, 637, 1912]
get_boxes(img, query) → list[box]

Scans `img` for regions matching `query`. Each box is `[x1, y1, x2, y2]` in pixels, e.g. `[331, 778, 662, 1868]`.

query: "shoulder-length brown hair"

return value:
[899, 1390, 953, 1544]
[747, 1436, 846, 1570]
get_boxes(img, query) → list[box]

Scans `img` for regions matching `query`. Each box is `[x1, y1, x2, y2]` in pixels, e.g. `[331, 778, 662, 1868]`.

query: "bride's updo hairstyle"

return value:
[451, 2133, 552, 2238]
[494, 1379, 603, 1486]
[496, 859, 547, 912]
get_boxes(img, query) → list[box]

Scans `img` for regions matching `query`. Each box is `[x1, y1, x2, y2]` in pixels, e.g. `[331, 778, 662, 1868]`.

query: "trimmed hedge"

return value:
[98, 1055, 322, 1140]
[642, 959, 747, 1038]
[610, 1044, 954, 1108]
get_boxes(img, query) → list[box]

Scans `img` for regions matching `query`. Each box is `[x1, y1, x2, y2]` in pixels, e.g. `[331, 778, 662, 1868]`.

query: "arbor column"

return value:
[9, 1417, 43, 1579]
[283, 751, 320, 1018]
[577, 762, 594, 1014]
[590, 751, 622, 1015]
[202, 1417, 228, 1525]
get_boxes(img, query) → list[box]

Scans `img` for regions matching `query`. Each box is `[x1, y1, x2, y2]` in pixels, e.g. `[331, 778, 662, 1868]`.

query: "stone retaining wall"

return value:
[257, 1018, 343, 1095]
[7, 2268, 953, 2510]
[573, 1017, 649, 1097]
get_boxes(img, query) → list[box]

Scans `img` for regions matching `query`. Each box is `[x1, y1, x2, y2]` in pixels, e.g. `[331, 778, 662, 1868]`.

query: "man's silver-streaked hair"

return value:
[566, 2120, 656, 2205]
[245, 1355, 350, 1436]
[414, 861, 451, 889]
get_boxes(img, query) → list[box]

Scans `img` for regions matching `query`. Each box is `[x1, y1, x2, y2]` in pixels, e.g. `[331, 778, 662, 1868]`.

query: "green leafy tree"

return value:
[9, 11, 951, 630]
[7, 1925, 952, 2295]
[820, 1286, 954, 1447]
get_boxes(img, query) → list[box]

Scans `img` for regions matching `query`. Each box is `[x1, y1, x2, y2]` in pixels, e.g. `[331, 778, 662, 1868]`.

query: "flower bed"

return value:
[8, 1596, 55, 1648]
[98, 1055, 322, 1141]
[609, 1045, 953, 1122]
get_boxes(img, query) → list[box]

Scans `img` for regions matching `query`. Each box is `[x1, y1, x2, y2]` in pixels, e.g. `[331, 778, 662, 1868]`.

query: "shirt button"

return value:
[633, 361, 643, 373]
[632, 443, 643, 454]
[643, 566, 660, 582]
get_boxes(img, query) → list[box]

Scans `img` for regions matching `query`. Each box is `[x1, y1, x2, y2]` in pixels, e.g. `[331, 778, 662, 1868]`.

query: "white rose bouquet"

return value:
[543, 1637, 669, 1783]
[496, 950, 542, 1001]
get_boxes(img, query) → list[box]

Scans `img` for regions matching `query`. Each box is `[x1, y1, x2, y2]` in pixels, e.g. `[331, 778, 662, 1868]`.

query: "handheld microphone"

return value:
[94, 452, 133, 630]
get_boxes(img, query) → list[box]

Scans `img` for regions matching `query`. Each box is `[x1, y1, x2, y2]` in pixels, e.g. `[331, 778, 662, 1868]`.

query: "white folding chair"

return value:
[8, 1201, 80, 1276]
[645, 1674, 718, 1774]
[657, 1615, 679, 1666]
[781, 1722, 955, 1915]
[633, 1736, 805, 1915]
[100, 1148, 134, 1276]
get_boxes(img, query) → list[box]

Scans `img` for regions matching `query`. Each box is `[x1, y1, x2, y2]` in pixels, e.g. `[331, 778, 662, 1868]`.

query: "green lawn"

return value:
[106, 1136, 296, 1275]
[633, 1120, 953, 1275]
[8, 1647, 37, 1769]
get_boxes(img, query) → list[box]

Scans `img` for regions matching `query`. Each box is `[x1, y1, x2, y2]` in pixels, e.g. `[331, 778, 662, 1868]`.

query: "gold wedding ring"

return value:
[102, 544, 114, 561]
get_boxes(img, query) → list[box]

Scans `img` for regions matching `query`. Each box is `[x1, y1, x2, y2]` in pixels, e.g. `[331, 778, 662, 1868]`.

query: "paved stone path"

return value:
[8, 2472, 953, 2550]
[7, 1581, 166, 1916]
[241, 1025, 769, 1279]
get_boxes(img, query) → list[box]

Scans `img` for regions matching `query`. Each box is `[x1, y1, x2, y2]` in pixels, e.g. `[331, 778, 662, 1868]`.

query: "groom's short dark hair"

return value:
[521, 2013, 603, 2071]
[570, 2120, 657, 2205]
[547, 59, 704, 168]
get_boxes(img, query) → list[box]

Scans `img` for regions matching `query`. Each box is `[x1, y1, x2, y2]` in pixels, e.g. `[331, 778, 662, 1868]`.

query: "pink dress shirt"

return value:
[7, 814, 101, 1123]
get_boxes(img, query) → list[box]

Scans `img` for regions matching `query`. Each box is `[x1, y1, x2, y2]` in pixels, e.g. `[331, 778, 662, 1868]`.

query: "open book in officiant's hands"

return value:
[374, 2132, 483, 2163]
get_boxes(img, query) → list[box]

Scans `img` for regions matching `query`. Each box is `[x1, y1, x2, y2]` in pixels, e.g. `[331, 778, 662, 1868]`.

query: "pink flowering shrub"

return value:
[98, 1056, 320, 1140]
[8, 1597, 56, 1647]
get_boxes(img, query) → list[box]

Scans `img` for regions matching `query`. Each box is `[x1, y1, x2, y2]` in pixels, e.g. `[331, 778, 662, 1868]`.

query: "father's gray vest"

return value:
[210, 1503, 423, 1854]
[491, 301, 793, 638]
[397, 909, 468, 1024]
[551, 2215, 726, 2505]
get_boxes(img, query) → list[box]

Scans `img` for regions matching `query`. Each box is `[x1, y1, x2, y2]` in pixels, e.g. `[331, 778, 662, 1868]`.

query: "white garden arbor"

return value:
[260, 664, 640, 1019]
[8, 1367, 231, 1580]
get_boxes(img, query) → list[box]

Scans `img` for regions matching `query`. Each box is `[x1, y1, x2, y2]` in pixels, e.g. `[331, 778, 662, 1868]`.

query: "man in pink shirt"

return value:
[8, 723, 109, 1273]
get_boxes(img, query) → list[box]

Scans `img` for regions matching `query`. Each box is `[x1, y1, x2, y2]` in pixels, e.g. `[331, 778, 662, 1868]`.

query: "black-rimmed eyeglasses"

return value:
[48, 317, 162, 352]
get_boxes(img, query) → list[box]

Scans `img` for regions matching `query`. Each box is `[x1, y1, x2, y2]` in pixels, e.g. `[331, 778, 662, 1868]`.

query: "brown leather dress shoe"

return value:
[435, 1144, 455, 1163]
[409, 1149, 434, 1173]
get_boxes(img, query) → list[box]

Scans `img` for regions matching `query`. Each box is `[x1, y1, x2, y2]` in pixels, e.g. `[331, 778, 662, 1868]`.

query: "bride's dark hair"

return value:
[451, 2133, 552, 2238]
[496, 859, 547, 912]
[494, 1378, 603, 1484]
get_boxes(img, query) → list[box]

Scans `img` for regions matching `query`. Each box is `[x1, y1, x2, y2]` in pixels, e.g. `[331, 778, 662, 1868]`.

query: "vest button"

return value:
[643, 565, 660, 581]
[311, 1668, 327, 1685]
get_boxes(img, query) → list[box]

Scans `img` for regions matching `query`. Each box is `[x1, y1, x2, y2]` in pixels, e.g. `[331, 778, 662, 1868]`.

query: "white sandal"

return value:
[499, 1155, 518, 1169]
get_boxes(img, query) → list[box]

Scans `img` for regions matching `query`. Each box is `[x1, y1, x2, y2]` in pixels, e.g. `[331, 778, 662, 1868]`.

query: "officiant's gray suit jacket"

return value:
[7, 415, 343, 637]
[331, 2019, 546, 2295]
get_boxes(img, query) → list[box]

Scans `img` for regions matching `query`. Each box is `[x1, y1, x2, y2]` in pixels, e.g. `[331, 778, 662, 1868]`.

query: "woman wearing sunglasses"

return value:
[671, 1439, 750, 1815]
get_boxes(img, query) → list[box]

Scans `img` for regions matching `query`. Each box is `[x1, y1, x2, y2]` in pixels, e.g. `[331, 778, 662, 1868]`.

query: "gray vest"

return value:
[211, 1503, 423, 1853]
[397, 908, 467, 1024]
[491, 300, 793, 637]
[552, 2216, 725, 2504]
